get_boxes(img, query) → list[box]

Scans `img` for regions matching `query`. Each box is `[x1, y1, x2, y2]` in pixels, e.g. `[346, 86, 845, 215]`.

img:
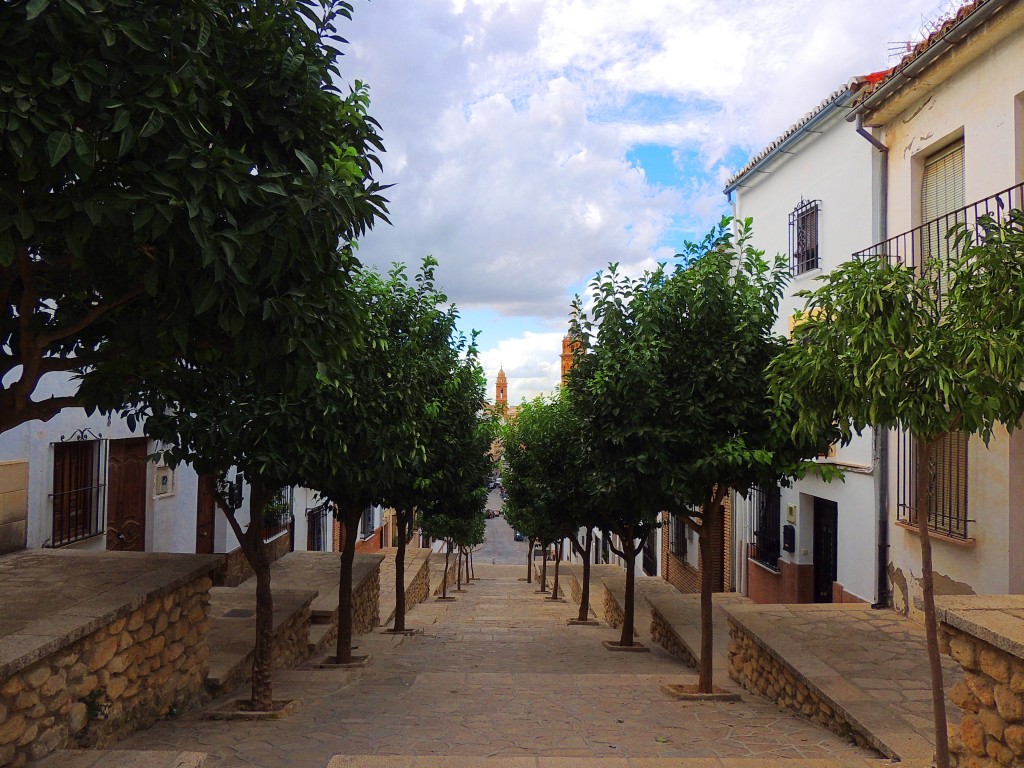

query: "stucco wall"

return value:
[875, 20, 1024, 611]
[730, 99, 880, 605]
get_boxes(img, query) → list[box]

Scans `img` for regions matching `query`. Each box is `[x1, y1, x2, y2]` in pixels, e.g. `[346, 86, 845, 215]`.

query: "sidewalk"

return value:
[114, 564, 878, 766]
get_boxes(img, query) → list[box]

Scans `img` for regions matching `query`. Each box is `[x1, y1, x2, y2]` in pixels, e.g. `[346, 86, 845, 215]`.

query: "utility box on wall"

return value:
[782, 524, 796, 553]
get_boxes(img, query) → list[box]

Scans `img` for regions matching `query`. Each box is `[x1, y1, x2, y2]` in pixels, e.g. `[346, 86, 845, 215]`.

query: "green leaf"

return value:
[46, 131, 72, 165]
[139, 112, 164, 138]
[73, 132, 94, 168]
[294, 149, 317, 176]
[25, 0, 49, 20]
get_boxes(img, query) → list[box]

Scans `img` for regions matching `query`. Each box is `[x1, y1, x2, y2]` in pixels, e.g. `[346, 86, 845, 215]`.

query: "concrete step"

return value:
[325, 757, 919, 768]
[36, 750, 207, 768]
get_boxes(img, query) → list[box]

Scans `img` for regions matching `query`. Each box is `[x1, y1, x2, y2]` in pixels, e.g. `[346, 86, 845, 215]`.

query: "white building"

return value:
[723, 81, 885, 605]
[849, 0, 1024, 614]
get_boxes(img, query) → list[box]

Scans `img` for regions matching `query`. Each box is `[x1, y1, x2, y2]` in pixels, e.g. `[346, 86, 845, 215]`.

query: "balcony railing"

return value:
[743, 483, 781, 571]
[853, 182, 1024, 308]
[852, 185, 1024, 542]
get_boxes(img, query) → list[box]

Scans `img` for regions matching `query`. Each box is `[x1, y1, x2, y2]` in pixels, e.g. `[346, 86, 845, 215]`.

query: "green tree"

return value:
[645, 219, 832, 693]
[297, 259, 470, 663]
[1, 0, 387, 433]
[569, 267, 666, 648]
[767, 210, 1024, 768]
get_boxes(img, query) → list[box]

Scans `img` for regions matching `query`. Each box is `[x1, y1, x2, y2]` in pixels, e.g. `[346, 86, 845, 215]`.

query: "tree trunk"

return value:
[550, 539, 562, 599]
[918, 437, 950, 768]
[469, 547, 475, 580]
[250, 556, 274, 709]
[539, 545, 548, 593]
[526, 538, 535, 583]
[214, 477, 275, 710]
[620, 536, 636, 647]
[336, 504, 361, 664]
[578, 529, 593, 621]
[697, 488, 725, 693]
[457, 547, 464, 590]
[442, 541, 451, 599]
[393, 509, 408, 632]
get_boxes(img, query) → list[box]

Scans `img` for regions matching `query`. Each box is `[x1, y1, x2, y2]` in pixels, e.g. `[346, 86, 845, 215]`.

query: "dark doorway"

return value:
[641, 530, 657, 576]
[106, 438, 147, 551]
[196, 475, 217, 554]
[813, 497, 838, 603]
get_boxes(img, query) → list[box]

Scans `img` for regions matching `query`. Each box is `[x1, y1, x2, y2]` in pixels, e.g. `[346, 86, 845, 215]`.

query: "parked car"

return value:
[514, 530, 524, 542]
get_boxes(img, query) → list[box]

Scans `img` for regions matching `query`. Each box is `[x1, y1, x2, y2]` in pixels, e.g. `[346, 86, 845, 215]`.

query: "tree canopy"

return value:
[1, 0, 388, 432]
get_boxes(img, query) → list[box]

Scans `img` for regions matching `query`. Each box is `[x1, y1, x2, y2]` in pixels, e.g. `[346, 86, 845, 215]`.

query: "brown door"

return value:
[196, 475, 217, 554]
[106, 438, 148, 551]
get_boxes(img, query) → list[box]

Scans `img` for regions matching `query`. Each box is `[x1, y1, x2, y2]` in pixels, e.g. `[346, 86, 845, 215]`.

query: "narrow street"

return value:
[476, 489, 528, 565]
[115, 564, 876, 766]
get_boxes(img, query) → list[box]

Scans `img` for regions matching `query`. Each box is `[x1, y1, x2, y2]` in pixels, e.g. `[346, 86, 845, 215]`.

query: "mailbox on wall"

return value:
[782, 524, 796, 553]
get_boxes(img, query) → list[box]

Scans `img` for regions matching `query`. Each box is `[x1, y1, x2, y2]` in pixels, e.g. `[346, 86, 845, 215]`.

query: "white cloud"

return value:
[480, 331, 566, 406]
[344, 0, 949, 395]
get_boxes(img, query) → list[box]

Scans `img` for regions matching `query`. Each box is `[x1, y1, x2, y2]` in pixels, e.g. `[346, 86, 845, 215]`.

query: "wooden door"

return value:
[106, 438, 147, 551]
[812, 498, 838, 603]
[196, 475, 217, 554]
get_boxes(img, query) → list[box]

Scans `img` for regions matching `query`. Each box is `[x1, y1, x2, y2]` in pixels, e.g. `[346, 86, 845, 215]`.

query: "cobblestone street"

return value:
[114, 565, 876, 767]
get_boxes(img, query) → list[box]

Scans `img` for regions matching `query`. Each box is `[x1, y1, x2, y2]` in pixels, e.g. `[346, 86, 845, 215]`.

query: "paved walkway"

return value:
[114, 565, 876, 767]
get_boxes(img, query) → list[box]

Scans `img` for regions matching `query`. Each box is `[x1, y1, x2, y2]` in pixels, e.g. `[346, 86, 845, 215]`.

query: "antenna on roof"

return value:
[886, 0, 971, 64]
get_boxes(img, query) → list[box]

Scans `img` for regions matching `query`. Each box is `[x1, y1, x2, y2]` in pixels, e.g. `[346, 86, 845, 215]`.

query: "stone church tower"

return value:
[560, 334, 579, 388]
[495, 367, 508, 408]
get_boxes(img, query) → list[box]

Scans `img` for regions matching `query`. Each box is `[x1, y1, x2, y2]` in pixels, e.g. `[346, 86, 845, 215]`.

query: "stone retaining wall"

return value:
[650, 606, 697, 668]
[353, 565, 380, 635]
[215, 535, 291, 588]
[604, 587, 623, 630]
[727, 619, 869, 750]
[0, 577, 212, 767]
[942, 625, 1024, 766]
[405, 558, 430, 610]
[432, 556, 458, 596]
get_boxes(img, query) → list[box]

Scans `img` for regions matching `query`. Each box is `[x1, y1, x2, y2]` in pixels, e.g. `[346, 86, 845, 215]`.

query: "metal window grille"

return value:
[262, 487, 293, 543]
[896, 430, 970, 539]
[744, 483, 781, 571]
[51, 438, 107, 546]
[305, 501, 332, 552]
[669, 514, 688, 558]
[789, 199, 820, 275]
[642, 530, 657, 576]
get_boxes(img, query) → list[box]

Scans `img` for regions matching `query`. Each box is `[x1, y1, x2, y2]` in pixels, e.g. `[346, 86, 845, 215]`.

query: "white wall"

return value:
[874, 20, 1024, 610]
[730, 98, 881, 602]
[0, 371, 248, 554]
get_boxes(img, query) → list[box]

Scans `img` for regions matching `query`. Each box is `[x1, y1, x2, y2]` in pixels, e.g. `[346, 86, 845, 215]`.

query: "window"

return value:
[920, 141, 966, 304]
[669, 514, 688, 559]
[897, 430, 970, 539]
[262, 487, 292, 542]
[306, 501, 332, 552]
[789, 199, 820, 274]
[361, 505, 375, 540]
[746, 483, 781, 570]
[51, 439, 107, 546]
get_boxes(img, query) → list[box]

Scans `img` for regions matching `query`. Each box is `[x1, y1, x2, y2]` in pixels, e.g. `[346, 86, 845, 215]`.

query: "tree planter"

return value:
[660, 683, 741, 702]
[318, 655, 371, 669]
[207, 698, 300, 720]
[603, 640, 649, 653]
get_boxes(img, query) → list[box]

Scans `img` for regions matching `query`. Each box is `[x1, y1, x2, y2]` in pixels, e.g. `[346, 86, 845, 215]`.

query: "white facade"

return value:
[854, 0, 1024, 613]
[726, 87, 883, 604]
[0, 371, 252, 555]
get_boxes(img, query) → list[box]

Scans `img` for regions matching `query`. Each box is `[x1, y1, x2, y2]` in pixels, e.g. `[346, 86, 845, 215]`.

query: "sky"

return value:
[341, 0, 958, 405]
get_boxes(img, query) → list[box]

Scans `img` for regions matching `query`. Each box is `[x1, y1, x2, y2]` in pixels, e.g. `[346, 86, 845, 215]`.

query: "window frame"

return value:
[789, 199, 821, 275]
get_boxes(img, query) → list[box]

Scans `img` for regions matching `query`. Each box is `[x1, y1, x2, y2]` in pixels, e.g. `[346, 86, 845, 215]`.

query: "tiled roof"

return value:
[723, 86, 851, 191]
[853, 0, 991, 105]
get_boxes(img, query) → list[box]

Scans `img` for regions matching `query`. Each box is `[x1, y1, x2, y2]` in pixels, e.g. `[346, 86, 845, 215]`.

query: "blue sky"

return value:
[342, 0, 956, 404]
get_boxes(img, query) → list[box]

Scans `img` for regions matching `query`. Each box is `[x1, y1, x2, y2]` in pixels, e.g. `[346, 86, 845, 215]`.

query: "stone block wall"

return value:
[0, 577, 212, 767]
[352, 565, 380, 635]
[942, 625, 1024, 766]
[604, 588, 623, 630]
[214, 535, 292, 588]
[727, 618, 870, 750]
[405, 558, 430, 610]
[650, 606, 697, 668]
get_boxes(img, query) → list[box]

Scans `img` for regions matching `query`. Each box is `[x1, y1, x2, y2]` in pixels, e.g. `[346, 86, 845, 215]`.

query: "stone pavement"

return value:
[724, 602, 962, 761]
[112, 564, 876, 767]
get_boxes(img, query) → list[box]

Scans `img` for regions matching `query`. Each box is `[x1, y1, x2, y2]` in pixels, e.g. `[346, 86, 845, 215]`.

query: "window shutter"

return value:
[921, 142, 965, 223]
